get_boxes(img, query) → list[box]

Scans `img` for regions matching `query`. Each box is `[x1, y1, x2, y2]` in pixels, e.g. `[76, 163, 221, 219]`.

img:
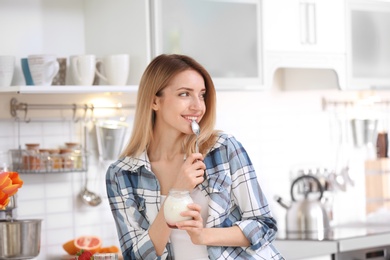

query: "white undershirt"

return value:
[161, 188, 209, 260]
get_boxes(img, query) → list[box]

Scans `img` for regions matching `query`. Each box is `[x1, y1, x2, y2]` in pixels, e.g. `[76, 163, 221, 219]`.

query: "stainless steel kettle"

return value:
[275, 174, 330, 239]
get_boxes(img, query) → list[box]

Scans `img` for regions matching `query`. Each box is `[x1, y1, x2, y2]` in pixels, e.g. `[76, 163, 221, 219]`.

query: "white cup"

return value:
[27, 55, 60, 86]
[0, 55, 15, 87]
[70, 55, 96, 86]
[95, 54, 129, 85]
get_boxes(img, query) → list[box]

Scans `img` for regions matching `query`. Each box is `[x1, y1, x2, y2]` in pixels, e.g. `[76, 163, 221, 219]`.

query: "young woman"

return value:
[106, 54, 283, 259]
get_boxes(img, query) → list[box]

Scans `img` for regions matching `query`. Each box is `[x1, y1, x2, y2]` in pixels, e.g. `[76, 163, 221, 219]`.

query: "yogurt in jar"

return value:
[163, 189, 193, 228]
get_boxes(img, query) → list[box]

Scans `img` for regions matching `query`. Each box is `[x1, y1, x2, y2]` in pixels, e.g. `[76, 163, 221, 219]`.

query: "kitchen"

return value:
[1, 0, 390, 259]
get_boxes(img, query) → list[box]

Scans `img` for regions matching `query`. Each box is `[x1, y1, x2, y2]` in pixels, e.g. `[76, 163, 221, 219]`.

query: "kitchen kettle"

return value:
[275, 174, 330, 238]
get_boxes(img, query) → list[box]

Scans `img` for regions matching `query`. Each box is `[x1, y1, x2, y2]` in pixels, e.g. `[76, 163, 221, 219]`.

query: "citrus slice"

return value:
[74, 235, 102, 254]
[62, 239, 79, 255]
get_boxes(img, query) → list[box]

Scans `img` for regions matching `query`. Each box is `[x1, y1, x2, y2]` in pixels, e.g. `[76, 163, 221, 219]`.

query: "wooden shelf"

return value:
[0, 85, 138, 94]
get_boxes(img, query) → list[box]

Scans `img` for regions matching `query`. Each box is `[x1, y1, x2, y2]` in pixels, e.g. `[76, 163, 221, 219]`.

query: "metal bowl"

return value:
[0, 219, 42, 259]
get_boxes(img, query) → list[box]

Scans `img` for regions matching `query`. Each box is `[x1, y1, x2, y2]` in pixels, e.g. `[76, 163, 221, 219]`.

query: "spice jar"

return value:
[65, 142, 83, 170]
[59, 148, 75, 170]
[163, 189, 194, 228]
[48, 149, 62, 170]
[23, 143, 41, 170]
[38, 149, 50, 170]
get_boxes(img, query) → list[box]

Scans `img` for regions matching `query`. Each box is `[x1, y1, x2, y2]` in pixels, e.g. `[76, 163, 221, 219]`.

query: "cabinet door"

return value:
[347, 0, 390, 90]
[264, 0, 346, 54]
[150, 0, 263, 89]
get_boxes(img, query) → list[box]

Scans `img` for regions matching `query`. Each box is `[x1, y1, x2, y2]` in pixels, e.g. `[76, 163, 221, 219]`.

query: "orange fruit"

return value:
[74, 235, 102, 254]
[98, 245, 120, 253]
[63, 239, 79, 255]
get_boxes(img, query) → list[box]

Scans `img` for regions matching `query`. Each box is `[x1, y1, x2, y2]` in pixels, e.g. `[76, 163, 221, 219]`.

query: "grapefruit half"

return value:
[74, 235, 102, 254]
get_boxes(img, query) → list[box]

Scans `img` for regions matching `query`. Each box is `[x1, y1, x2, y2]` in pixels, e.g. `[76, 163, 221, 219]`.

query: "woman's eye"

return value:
[179, 92, 189, 97]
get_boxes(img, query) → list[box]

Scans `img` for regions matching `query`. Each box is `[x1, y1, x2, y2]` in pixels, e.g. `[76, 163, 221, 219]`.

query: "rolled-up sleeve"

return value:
[227, 136, 278, 250]
[106, 163, 169, 260]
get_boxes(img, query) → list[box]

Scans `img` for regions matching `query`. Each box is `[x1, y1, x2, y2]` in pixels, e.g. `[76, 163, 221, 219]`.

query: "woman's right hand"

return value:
[173, 153, 205, 190]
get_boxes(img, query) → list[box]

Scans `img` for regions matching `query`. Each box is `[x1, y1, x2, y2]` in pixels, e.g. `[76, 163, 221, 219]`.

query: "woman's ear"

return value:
[151, 96, 159, 111]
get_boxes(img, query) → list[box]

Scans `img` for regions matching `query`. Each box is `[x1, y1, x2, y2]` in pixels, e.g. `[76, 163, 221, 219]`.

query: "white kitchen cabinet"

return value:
[346, 0, 390, 90]
[263, 0, 347, 89]
[263, 0, 346, 54]
[150, 0, 264, 90]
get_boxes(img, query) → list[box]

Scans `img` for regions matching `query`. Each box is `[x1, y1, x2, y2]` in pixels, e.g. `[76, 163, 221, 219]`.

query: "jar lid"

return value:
[65, 142, 79, 148]
[25, 143, 40, 149]
[48, 149, 60, 154]
[59, 148, 73, 154]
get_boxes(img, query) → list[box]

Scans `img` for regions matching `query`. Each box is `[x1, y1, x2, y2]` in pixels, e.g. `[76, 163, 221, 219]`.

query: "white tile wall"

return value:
[0, 119, 124, 259]
[0, 88, 386, 258]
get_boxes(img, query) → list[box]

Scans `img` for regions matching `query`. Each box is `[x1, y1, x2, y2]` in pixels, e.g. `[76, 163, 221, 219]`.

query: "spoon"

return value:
[191, 120, 200, 153]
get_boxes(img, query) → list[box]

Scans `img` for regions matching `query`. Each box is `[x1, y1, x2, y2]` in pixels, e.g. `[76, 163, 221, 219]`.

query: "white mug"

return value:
[95, 54, 129, 85]
[27, 55, 60, 86]
[0, 55, 15, 87]
[70, 55, 96, 86]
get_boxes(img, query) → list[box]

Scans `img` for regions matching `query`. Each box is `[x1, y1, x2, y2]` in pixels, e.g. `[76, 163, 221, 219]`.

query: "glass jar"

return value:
[48, 149, 62, 170]
[65, 142, 83, 170]
[38, 149, 50, 171]
[93, 253, 118, 260]
[163, 189, 194, 228]
[59, 148, 74, 170]
[23, 143, 41, 171]
[0, 150, 9, 173]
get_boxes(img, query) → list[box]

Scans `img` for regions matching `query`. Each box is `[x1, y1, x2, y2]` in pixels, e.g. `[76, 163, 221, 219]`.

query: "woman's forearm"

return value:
[148, 210, 172, 256]
[202, 225, 250, 247]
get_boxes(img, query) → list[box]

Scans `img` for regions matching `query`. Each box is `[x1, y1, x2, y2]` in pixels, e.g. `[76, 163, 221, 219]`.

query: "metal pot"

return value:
[0, 219, 42, 259]
[276, 175, 330, 239]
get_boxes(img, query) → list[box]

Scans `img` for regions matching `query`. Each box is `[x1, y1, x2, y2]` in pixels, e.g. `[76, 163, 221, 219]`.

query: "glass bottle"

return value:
[163, 189, 193, 228]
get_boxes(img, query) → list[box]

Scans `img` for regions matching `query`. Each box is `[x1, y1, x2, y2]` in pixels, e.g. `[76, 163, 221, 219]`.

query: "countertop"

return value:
[274, 222, 390, 259]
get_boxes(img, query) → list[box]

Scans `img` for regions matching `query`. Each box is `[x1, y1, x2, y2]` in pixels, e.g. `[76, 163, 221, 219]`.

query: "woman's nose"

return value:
[190, 96, 203, 109]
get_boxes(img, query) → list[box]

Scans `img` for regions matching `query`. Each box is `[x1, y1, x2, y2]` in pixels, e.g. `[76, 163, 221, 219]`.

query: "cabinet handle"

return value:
[299, 2, 317, 45]
[306, 3, 317, 45]
[299, 2, 308, 44]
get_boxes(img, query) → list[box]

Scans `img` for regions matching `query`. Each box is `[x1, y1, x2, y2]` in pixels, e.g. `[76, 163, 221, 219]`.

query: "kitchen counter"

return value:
[275, 222, 390, 260]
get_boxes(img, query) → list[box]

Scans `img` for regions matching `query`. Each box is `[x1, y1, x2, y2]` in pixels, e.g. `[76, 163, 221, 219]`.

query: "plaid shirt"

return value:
[106, 133, 284, 260]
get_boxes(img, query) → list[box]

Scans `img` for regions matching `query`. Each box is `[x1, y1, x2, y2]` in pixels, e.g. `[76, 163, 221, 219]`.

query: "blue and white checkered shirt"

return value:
[106, 133, 284, 259]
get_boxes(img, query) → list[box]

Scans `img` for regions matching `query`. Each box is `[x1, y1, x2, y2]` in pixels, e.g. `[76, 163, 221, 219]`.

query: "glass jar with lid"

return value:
[163, 189, 194, 228]
[23, 143, 41, 171]
[59, 148, 75, 170]
[65, 142, 83, 170]
[48, 149, 62, 170]
[38, 149, 50, 171]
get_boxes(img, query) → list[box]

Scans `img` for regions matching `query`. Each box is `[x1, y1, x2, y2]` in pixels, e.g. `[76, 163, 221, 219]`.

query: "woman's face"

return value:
[153, 69, 206, 135]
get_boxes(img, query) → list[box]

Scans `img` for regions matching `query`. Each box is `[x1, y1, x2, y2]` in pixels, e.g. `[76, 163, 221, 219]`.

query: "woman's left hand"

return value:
[175, 203, 206, 245]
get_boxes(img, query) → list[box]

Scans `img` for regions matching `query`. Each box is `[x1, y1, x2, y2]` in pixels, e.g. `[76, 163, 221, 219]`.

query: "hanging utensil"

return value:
[79, 123, 102, 206]
[79, 171, 102, 206]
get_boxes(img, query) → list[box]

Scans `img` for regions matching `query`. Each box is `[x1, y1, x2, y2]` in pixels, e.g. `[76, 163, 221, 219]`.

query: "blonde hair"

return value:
[121, 54, 219, 158]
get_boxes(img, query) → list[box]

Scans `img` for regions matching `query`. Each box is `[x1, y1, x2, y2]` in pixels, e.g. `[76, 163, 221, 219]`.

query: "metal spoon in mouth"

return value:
[191, 120, 200, 153]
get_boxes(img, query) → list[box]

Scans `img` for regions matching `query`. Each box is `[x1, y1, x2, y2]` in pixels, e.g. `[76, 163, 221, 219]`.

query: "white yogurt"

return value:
[163, 189, 193, 227]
